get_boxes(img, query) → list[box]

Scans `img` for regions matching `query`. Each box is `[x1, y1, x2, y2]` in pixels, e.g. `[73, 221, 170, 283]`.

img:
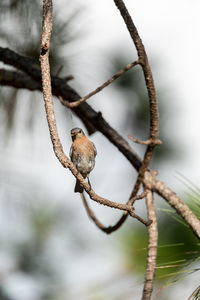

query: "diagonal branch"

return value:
[65, 60, 140, 108]
[142, 190, 158, 300]
[144, 171, 200, 239]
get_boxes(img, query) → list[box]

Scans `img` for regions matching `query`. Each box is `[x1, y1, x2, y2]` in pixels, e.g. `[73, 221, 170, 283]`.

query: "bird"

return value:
[69, 127, 97, 193]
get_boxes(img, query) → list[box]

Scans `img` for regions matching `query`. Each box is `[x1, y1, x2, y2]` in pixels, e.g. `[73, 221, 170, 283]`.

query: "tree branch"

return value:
[128, 135, 162, 146]
[144, 171, 200, 239]
[81, 192, 148, 233]
[142, 190, 158, 300]
[113, 0, 160, 212]
[0, 68, 41, 90]
[113, 0, 159, 141]
[64, 60, 140, 108]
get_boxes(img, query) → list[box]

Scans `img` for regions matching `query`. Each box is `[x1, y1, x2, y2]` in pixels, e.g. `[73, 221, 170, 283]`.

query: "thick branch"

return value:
[142, 190, 158, 300]
[0, 68, 41, 90]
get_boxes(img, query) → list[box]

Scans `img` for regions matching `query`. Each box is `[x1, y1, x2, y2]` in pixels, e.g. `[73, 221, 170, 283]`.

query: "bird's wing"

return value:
[92, 142, 97, 157]
[69, 145, 73, 159]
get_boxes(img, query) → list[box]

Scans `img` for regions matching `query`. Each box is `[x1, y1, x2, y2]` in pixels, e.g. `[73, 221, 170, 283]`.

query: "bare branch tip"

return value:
[147, 219, 153, 226]
[128, 135, 162, 146]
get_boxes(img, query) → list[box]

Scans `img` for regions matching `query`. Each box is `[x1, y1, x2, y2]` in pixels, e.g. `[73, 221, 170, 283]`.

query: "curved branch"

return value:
[81, 192, 149, 233]
[39, 0, 137, 217]
[113, 0, 160, 196]
[113, 0, 159, 141]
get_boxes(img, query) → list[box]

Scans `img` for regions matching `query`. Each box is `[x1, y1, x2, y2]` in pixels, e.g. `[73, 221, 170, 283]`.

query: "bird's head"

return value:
[71, 128, 85, 141]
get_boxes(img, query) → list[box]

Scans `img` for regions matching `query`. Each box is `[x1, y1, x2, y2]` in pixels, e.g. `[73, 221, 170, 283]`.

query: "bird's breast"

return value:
[71, 138, 95, 176]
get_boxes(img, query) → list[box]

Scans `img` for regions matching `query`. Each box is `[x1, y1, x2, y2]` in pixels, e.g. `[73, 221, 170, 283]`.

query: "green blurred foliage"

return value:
[120, 184, 200, 285]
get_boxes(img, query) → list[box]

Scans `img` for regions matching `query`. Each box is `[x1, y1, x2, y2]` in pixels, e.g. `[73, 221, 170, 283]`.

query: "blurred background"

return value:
[0, 0, 200, 299]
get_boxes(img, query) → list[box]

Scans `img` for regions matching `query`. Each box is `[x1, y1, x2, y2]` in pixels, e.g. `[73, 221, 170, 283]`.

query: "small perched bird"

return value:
[70, 127, 97, 193]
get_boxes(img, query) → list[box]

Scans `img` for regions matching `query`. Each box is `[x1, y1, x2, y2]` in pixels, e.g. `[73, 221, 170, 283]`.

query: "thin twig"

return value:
[64, 75, 74, 81]
[128, 135, 162, 145]
[142, 190, 158, 300]
[129, 210, 152, 227]
[81, 192, 149, 233]
[64, 60, 140, 108]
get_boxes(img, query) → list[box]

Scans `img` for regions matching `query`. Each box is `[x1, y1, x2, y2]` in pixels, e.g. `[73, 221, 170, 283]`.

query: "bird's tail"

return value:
[74, 177, 92, 193]
[74, 179, 83, 193]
